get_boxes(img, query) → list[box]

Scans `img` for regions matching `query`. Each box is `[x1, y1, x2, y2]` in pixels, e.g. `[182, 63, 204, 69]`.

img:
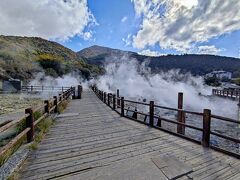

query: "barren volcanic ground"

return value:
[0, 93, 42, 124]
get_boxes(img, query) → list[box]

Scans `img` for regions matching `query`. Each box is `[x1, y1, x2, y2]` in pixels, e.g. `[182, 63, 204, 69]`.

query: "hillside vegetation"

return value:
[0, 36, 104, 81]
[78, 45, 240, 77]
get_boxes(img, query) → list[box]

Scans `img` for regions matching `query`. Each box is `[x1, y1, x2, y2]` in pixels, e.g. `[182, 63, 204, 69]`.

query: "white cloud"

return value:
[81, 31, 93, 41]
[197, 45, 223, 55]
[122, 34, 132, 46]
[121, 16, 128, 23]
[138, 49, 165, 56]
[0, 0, 96, 41]
[131, 0, 240, 52]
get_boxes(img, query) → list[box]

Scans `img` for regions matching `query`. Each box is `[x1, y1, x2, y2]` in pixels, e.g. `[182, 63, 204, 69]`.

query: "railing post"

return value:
[121, 97, 124, 116]
[59, 93, 62, 102]
[101, 91, 104, 101]
[44, 100, 50, 114]
[72, 87, 76, 99]
[104, 92, 106, 103]
[132, 108, 138, 119]
[157, 117, 162, 127]
[62, 91, 65, 99]
[113, 94, 116, 110]
[177, 92, 185, 135]
[117, 89, 120, 107]
[213, 89, 216, 95]
[54, 96, 58, 113]
[202, 109, 211, 147]
[25, 108, 34, 143]
[107, 93, 110, 106]
[78, 85, 82, 99]
[149, 101, 154, 126]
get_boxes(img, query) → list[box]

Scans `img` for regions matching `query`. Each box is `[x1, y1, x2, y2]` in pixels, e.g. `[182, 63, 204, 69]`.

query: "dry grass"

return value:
[29, 117, 54, 150]
[57, 100, 69, 114]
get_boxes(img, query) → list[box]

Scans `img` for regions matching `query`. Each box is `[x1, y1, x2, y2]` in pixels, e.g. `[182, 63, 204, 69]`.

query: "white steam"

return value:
[28, 72, 86, 99]
[30, 72, 83, 87]
[94, 57, 238, 118]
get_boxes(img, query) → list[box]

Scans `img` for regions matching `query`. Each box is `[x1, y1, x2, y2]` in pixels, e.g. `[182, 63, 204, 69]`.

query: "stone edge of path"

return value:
[0, 144, 30, 180]
[0, 113, 59, 180]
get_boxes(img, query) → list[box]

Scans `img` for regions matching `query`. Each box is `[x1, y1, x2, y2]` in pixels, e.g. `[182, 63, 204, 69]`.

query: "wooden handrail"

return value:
[0, 115, 28, 133]
[92, 85, 240, 158]
[0, 86, 78, 166]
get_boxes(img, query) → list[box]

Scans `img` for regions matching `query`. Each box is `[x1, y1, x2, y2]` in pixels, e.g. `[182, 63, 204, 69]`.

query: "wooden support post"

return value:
[149, 101, 154, 126]
[157, 117, 162, 127]
[77, 85, 82, 99]
[144, 115, 147, 122]
[25, 108, 34, 143]
[113, 94, 116, 110]
[31, 85, 33, 92]
[117, 89, 120, 107]
[44, 100, 50, 114]
[104, 92, 106, 103]
[177, 92, 185, 134]
[107, 93, 110, 106]
[59, 94, 62, 102]
[132, 109, 138, 119]
[121, 97, 124, 116]
[72, 87, 76, 99]
[54, 96, 58, 113]
[202, 109, 211, 147]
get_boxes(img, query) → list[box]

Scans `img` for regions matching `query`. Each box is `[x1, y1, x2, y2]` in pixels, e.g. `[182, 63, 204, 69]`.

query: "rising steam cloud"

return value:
[94, 56, 238, 118]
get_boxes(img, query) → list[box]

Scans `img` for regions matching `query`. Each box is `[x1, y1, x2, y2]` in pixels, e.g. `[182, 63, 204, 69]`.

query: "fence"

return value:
[212, 89, 240, 101]
[0, 85, 83, 166]
[92, 86, 240, 159]
[21, 85, 71, 93]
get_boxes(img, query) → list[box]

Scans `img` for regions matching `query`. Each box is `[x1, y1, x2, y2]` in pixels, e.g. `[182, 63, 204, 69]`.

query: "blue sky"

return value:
[61, 0, 240, 58]
[62, 0, 139, 52]
[0, 0, 240, 58]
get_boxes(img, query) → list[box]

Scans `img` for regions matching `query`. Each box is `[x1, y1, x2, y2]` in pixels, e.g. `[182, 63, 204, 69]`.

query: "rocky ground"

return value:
[0, 93, 44, 147]
[0, 93, 42, 123]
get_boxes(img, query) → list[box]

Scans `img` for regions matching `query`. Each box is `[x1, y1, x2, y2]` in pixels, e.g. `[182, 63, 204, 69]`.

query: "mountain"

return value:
[77, 45, 240, 77]
[0, 36, 104, 81]
[78, 45, 136, 65]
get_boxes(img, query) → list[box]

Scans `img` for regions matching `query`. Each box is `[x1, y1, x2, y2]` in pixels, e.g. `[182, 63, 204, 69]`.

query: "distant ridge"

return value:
[78, 45, 240, 77]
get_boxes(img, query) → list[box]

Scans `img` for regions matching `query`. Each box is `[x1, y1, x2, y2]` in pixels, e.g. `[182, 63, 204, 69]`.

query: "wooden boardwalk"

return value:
[18, 90, 240, 180]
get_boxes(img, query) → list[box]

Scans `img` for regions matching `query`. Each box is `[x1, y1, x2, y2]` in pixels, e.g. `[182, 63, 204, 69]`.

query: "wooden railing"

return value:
[21, 85, 71, 92]
[212, 88, 240, 101]
[92, 86, 240, 159]
[0, 85, 83, 166]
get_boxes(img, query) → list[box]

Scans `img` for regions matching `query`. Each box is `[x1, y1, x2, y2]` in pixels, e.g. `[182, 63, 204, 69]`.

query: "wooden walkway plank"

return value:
[17, 89, 240, 180]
